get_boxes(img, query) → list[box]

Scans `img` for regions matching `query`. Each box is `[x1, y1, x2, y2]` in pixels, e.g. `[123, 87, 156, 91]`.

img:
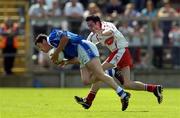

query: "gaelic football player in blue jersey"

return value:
[35, 29, 131, 111]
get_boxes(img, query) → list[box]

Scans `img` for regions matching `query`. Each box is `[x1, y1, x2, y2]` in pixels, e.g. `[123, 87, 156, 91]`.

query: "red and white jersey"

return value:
[87, 21, 128, 52]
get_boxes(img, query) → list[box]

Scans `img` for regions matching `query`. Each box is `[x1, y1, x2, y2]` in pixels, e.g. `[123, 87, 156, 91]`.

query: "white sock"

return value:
[116, 86, 126, 99]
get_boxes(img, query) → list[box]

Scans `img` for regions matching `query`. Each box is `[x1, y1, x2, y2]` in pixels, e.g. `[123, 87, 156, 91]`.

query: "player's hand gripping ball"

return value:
[48, 48, 64, 64]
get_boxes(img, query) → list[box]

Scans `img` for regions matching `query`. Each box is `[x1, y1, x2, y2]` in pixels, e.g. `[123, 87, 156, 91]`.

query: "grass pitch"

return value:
[0, 88, 179, 118]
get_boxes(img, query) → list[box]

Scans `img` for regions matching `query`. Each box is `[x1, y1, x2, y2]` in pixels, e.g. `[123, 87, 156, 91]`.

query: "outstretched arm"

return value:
[66, 58, 80, 65]
[51, 36, 69, 64]
[96, 29, 114, 40]
[58, 58, 80, 67]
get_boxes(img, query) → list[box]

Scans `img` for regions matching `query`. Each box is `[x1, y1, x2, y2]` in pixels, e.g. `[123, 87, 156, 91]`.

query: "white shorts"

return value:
[78, 40, 99, 68]
[105, 48, 133, 69]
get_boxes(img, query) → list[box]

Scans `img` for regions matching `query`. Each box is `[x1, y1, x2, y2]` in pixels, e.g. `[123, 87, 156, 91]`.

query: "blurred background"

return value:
[0, 0, 179, 88]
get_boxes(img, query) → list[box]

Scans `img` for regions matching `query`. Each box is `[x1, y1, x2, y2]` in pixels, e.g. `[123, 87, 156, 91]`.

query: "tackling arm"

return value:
[66, 58, 80, 65]
[51, 36, 69, 64]
[97, 29, 114, 40]
[58, 58, 80, 67]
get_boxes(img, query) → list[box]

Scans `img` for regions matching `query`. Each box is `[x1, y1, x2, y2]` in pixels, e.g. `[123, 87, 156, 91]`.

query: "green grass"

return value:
[0, 88, 179, 118]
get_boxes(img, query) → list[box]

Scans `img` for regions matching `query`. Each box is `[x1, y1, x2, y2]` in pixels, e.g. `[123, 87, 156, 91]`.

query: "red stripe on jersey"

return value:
[104, 36, 114, 45]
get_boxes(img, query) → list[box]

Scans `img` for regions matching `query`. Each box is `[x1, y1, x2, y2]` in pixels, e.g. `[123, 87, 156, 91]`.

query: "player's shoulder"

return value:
[103, 21, 115, 26]
[51, 29, 64, 35]
[102, 21, 116, 30]
[49, 29, 64, 39]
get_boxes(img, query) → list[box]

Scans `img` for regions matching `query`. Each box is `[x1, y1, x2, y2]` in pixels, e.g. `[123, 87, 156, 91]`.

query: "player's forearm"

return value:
[97, 29, 113, 39]
[66, 58, 80, 65]
[55, 36, 69, 54]
[101, 29, 113, 36]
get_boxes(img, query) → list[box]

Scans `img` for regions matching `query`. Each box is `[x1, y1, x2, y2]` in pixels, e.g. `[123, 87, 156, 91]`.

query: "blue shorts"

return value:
[78, 40, 99, 68]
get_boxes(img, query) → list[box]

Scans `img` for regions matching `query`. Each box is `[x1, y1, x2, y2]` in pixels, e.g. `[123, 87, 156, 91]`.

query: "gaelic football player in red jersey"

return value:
[75, 15, 163, 109]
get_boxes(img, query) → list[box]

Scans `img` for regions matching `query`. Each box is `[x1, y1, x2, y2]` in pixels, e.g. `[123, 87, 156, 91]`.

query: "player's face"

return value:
[36, 40, 51, 53]
[87, 21, 101, 33]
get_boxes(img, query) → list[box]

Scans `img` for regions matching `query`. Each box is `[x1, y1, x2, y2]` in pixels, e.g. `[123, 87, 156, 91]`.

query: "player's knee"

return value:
[89, 76, 98, 83]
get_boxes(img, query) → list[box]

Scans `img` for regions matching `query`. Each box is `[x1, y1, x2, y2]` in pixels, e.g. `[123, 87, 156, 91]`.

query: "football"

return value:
[48, 48, 64, 63]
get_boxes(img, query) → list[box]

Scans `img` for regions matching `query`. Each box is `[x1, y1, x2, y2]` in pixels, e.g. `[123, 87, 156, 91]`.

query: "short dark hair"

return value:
[86, 15, 101, 23]
[35, 34, 47, 45]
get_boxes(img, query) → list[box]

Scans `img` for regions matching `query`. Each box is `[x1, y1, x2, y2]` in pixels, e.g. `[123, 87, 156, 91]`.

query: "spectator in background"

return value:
[141, 0, 157, 18]
[105, 0, 124, 20]
[118, 21, 149, 68]
[157, 0, 179, 46]
[80, 2, 102, 38]
[48, 0, 62, 17]
[132, 0, 146, 12]
[83, 2, 102, 18]
[118, 21, 133, 42]
[169, 22, 180, 69]
[91, 0, 107, 13]
[47, 0, 69, 31]
[124, 3, 141, 27]
[48, 0, 64, 29]
[0, 18, 19, 75]
[124, 3, 141, 18]
[152, 21, 164, 69]
[64, 0, 84, 33]
[129, 21, 144, 68]
[29, 0, 49, 64]
[79, 0, 90, 9]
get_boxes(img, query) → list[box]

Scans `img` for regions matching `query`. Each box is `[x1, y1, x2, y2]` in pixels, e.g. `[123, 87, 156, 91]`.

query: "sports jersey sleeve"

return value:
[65, 31, 84, 44]
[48, 29, 66, 47]
[104, 22, 117, 34]
[87, 33, 99, 45]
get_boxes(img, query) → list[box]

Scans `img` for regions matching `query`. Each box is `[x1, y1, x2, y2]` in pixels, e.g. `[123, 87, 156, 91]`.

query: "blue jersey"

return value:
[47, 29, 85, 59]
